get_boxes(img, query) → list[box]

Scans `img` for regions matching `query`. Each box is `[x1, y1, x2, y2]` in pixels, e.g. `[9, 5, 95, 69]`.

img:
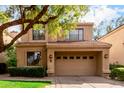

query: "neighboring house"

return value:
[0, 31, 19, 63]
[16, 23, 111, 77]
[4, 31, 20, 44]
[99, 24, 124, 65]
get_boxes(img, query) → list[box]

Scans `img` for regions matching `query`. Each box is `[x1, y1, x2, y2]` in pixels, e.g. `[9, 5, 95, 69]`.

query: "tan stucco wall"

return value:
[21, 31, 29, 42]
[16, 44, 110, 76]
[20, 23, 93, 43]
[102, 49, 110, 73]
[47, 48, 110, 76]
[47, 49, 55, 74]
[96, 52, 102, 75]
[0, 52, 6, 63]
[83, 25, 93, 41]
[48, 24, 93, 41]
[16, 22, 111, 76]
[99, 26, 124, 65]
[16, 46, 47, 67]
[3, 33, 13, 44]
[21, 29, 48, 43]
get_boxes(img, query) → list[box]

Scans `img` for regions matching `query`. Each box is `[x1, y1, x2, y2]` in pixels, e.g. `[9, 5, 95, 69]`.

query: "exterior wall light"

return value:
[49, 54, 53, 62]
[104, 54, 109, 59]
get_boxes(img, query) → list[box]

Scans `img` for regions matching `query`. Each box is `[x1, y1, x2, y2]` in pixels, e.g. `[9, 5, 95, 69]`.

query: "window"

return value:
[63, 56, 68, 59]
[70, 56, 74, 59]
[89, 56, 94, 59]
[66, 29, 84, 41]
[56, 56, 61, 59]
[33, 30, 45, 40]
[27, 51, 41, 66]
[83, 56, 87, 59]
[76, 56, 80, 59]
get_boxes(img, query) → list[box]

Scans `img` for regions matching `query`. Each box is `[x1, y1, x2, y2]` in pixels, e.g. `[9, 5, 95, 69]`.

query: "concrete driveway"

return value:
[46, 76, 124, 88]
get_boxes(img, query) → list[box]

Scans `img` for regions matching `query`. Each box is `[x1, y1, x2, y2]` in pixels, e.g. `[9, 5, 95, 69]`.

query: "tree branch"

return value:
[38, 6, 64, 24]
[0, 18, 54, 32]
[24, 5, 36, 11]
[0, 5, 65, 52]
[3, 5, 49, 51]
[19, 5, 25, 31]
[0, 6, 64, 32]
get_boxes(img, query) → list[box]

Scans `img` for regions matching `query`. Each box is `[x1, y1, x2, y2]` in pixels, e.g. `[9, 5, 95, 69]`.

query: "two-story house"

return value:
[16, 23, 111, 77]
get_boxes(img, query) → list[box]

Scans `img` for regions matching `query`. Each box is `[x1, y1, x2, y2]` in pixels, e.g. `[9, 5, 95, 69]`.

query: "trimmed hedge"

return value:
[0, 63, 7, 74]
[109, 64, 124, 70]
[8, 67, 46, 77]
[110, 68, 124, 81]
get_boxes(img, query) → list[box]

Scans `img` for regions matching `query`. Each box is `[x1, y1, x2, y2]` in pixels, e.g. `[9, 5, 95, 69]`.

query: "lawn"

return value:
[0, 80, 51, 88]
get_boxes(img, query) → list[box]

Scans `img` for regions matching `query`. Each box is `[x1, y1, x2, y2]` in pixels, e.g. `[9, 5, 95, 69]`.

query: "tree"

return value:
[114, 16, 124, 27]
[93, 21, 104, 40]
[0, 5, 88, 53]
[94, 16, 124, 40]
[6, 45, 17, 67]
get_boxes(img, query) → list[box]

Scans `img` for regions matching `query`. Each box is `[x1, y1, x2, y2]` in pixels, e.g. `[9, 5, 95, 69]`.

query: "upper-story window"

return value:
[33, 30, 45, 40]
[66, 29, 84, 41]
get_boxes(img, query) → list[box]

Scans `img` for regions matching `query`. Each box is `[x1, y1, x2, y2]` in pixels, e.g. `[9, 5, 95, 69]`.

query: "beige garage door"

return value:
[55, 52, 97, 76]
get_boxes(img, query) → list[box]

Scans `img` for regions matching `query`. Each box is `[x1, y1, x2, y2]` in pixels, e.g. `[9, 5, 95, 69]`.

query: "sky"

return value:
[82, 5, 124, 27]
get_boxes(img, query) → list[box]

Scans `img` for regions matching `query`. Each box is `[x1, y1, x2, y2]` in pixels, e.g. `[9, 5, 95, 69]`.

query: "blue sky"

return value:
[108, 5, 124, 15]
[82, 5, 124, 27]
[108, 5, 124, 9]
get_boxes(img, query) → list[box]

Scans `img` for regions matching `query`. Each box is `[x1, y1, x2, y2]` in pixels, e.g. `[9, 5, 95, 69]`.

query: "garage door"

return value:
[55, 52, 97, 76]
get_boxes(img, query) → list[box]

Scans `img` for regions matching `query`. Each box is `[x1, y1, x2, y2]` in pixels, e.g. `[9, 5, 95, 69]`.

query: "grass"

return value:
[0, 80, 51, 88]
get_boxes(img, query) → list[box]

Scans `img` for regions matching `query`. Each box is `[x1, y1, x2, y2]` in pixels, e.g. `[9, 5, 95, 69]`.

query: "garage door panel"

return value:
[55, 52, 97, 76]
[56, 62, 96, 75]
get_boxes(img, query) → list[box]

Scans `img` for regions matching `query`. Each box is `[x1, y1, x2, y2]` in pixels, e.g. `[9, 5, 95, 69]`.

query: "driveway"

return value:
[45, 76, 124, 88]
[0, 74, 124, 88]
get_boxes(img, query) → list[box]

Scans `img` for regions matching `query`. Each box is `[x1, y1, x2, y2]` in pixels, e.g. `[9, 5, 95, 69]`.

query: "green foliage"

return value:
[110, 68, 118, 79]
[8, 67, 46, 77]
[109, 64, 124, 70]
[46, 6, 88, 38]
[6, 46, 17, 67]
[0, 5, 89, 44]
[0, 5, 89, 52]
[0, 11, 9, 23]
[24, 5, 89, 38]
[110, 68, 124, 81]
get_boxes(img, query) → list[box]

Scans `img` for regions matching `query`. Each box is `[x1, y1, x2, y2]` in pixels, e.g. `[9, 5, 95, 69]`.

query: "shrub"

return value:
[0, 63, 7, 74]
[110, 68, 124, 81]
[110, 68, 118, 79]
[6, 46, 17, 67]
[8, 67, 46, 77]
[109, 64, 124, 70]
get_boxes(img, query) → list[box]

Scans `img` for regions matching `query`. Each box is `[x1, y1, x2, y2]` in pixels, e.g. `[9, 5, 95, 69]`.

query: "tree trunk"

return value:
[0, 32, 4, 52]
